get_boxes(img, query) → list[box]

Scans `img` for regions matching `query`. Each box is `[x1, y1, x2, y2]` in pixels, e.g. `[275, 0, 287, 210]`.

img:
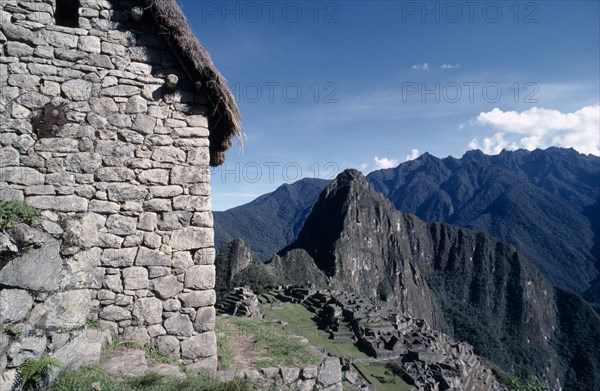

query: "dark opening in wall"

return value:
[55, 0, 80, 28]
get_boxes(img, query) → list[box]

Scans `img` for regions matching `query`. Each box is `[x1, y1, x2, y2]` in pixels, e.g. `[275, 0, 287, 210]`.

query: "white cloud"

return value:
[441, 63, 461, 69]
[405, 148, 421, 161]
[468, 105, 600, 156]
[359, 163, 368, 171]
[412, 62, 429, 71]
[374, 156, 399, 169]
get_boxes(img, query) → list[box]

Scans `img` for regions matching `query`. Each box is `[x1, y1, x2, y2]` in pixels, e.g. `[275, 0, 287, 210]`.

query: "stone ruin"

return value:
[0, 0, 241, 379]
[254, 285, 506, 391]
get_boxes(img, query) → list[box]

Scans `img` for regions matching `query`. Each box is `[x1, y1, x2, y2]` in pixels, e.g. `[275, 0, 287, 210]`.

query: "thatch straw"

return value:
[145, 0, 242, 166]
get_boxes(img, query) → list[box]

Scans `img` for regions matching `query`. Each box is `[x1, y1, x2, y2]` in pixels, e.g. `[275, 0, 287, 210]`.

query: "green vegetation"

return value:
[261, 303, 370, 359]
[223, 316, 322, 369]
[505, 377, 548, 391]
[50, 365, 257, 391]
[0, 200, 39, 231]
[13, 356, 61, 390]
[352, 363, 413, 391]
[216, 317, 235, 370]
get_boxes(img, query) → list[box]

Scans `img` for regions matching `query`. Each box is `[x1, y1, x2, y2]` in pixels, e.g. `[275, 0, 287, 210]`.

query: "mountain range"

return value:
[214, 148, 600, 305]
[216, 168, 600, 390]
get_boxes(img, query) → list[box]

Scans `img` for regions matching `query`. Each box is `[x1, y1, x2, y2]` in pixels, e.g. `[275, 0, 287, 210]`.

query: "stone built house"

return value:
[0, 0, 241, 371]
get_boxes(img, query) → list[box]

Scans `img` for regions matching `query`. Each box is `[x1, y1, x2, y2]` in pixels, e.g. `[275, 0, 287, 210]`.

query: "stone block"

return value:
[184, 265, 215, 290]
[123, 266, 149, 290]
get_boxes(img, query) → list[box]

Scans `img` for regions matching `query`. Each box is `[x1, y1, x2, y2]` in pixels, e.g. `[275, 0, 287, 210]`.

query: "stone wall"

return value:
[0, 216, 97, 382]
[1, 0, 217, 369]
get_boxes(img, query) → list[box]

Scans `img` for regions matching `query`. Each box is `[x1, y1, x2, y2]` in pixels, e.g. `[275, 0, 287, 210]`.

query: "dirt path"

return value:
[219, 318, 267, 371]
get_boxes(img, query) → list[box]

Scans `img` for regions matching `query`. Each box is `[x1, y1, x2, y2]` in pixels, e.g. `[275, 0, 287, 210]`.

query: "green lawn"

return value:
[353, 363, 415, 391]
[260, 303, 371, 359]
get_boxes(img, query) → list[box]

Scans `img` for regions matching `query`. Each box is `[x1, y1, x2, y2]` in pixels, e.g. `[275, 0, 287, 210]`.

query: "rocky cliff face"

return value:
[287, 170, 438, 324]
[273, 169, 599, 390]
[214, 238, 260, 300]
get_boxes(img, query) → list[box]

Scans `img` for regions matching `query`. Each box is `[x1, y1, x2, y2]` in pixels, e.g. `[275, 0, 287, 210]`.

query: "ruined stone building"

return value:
[0, 0, 241, 373]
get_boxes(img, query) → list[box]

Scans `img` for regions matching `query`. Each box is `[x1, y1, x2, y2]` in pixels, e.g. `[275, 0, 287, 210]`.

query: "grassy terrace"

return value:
[260, 302, 371, 360]
[261, 302, 414, 390]
[353, 363, 414, 391]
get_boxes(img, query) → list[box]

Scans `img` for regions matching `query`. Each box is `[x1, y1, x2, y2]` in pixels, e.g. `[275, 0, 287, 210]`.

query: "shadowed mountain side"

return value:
[271, 169, 598, 389]
[213, 178, 330, 260]
[367, 148, 600, 294]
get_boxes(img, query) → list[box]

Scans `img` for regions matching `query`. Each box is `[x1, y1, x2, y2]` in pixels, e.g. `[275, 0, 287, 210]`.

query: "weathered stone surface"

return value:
[0, 23, 36, 44]
[107, 184, 148, 202]
[193, 306, 215, 332]
[143, 199, 172, 212]
[101, 349, 148, 377]
[106, 214, 137, 236]
[42, 290, 91, 331]
[136, 247, 171, 266]
[191, 212, 213, 228]
[62, 80, 92, 101]
[125, 96, 147, 114]
[0, 238, 62, 291]
[132, 114, 156, 133]
[132, 210, 154, 228]
[66, 247, 103, 289]
[0, 233, 18, 256]
[185, 265, 215, 290]
[164, 314, 193, 337]
[143, 233, 162, 249]
[0, 147, 20, 167]
[173, 195, 211, 212]
[155, 335, 180, 358]
[281, 367, 301, 384]
[51, 332, 87, 370]
[179, 290, 216, 308]
[101, 248, 137, 267]
[8, 336, 47, 366]
[163, 299, 181, 312]
[96, 167, 135, 182]
[180, 331, 216, 359]
[0, 289, 33, 325]
[89, 200, 120, 214]
[152, 275, 183, 299]
[170, 227, 212, 251]
[171, 166, 209, 184]
[194, 248, 216, 265]
[90, 97, 118, 116]
[139, 169, 169, 185]
[0, 166, 44, 186]
[301, 365, 318, 379]
[318, 357, 342, 387]
[26, 195, 88, 212]
[152, 146, 186, 163]
[132, 297, 163, 325]
[99, 305, 132, 321]
[186, 356, 218, 372]
[157, 211, 191, 230]
[123, 267, 149, 290]
[104, 273, 123, 293]
[7, 41, 34, 57]
[122, 326, 151, 346]
[78, 35, 101, 53]
[149, 186, 184, 198]
[65, 152, 103, 174]
[40, 30, 78, 48]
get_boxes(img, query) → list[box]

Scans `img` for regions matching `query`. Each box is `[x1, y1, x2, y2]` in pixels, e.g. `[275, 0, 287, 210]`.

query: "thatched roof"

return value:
[145, 0, 242, 166]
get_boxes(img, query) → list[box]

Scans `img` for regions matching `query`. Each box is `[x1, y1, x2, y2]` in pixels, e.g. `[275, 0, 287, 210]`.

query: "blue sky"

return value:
[179, 1, 600, 210]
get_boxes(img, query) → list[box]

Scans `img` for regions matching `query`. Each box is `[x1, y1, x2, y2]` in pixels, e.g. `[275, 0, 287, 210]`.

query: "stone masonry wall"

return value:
[1, 0, 218, 369]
